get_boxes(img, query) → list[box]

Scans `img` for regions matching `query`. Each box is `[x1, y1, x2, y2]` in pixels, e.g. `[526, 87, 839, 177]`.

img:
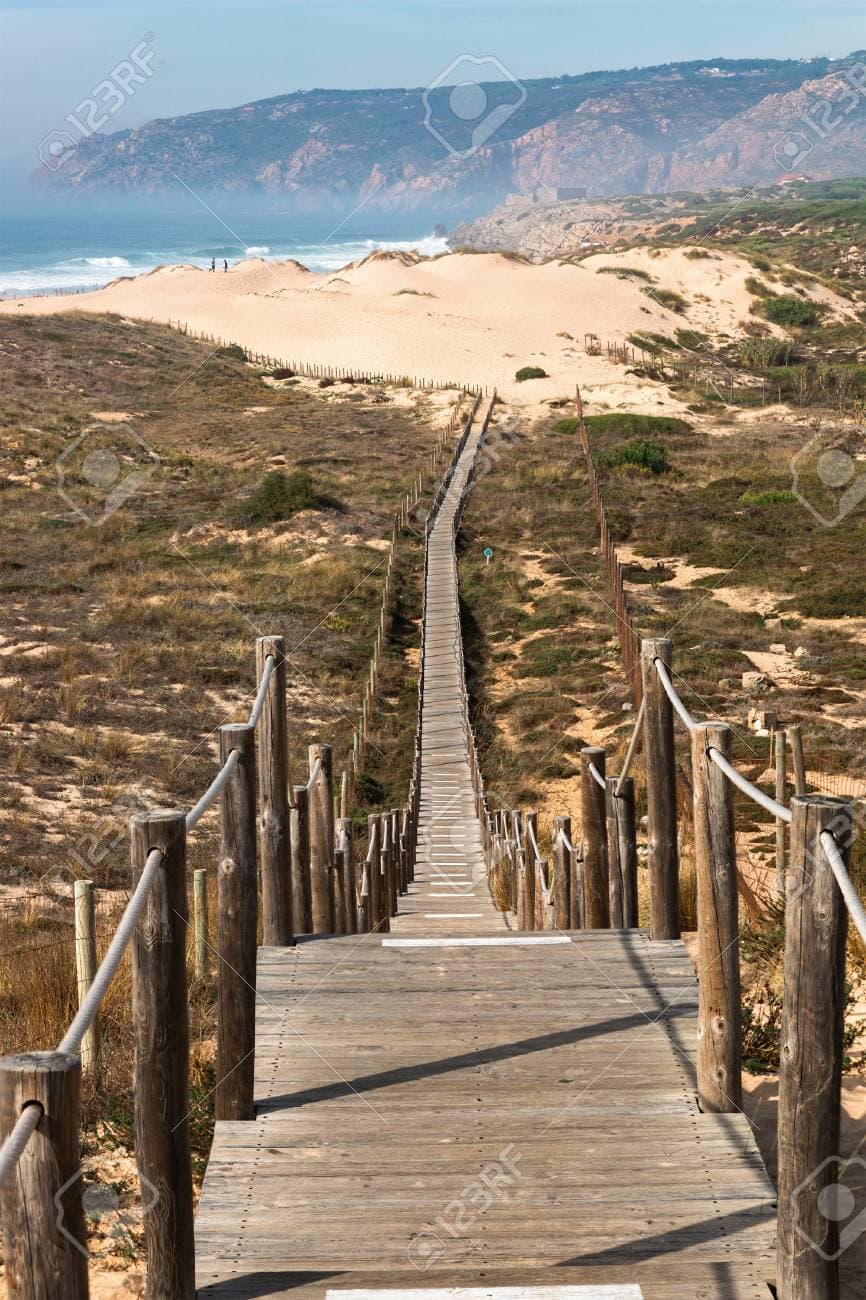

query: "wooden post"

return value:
[193, 868, 208, 979]
[640, 638, 680, 939]
[73, 879, 99, 1076]
[570, 845, 584, 929]
[130, 809, 196, 1297]
[534, 856, 545, 930]
[256, 637, 293, 946]
[789, 723, 807, 796]
[581, 749, 610, 928]
[390, 810, 401, 909]
[615, 777, 638, 929]
[775, 727, 788, 902]
[367, 815, 385, 932]
[0, 1053, 88, 1298]
[337, 818, 357, 935]
[339, 769, 349, 820]
[523, 811, 538, 930]
[308, 744, 335, 933]
[216, 725, 257, 1122]
[691, 724, 742, 1113]
[290, 785, 311, 934]
[552, 815, 571, 929]
[605, 778, 625, 928]
[777, 796, 851, 1300]
[358, 860, 371, 933]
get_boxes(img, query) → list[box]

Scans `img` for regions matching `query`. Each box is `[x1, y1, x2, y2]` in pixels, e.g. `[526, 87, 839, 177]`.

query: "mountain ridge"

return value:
[35, 53, 866, 212]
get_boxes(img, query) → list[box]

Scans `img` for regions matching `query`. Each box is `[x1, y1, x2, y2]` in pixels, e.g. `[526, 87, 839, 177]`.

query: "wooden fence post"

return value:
[615, 776, 638, 928]
[256, 637, 293, 946]
[358, 860, 371, 933]
[337, 818, 357, 935]
[640, 638, 680, 939]
[308, 744, 335, 933]
[778, 795, 851, 1300]
[290, 785, 311, 934]
[0, 1052, 88, 1298]
[216, 725, 257, 1122]
[691, 723, 742, 1113]
[789, 723, 807, 796]
[73, 879, 99, 1076]
[775, 727, 788, 902]
[368, 815, 386, 932]
[193, 868, 208, 979]
[522, 811, 538, 930]
[130, 809, 196, 1297]
[552, 815, 571, 929]
[581, 749, 610, 928]
[605, 778, 625, 928]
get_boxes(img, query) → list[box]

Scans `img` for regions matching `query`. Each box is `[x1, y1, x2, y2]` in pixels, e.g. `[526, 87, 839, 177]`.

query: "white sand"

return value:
[4, 246, 852, 405]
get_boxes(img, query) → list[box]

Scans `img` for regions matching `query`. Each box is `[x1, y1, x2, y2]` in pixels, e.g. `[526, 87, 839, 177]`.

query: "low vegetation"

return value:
[515, 365, 548, 381]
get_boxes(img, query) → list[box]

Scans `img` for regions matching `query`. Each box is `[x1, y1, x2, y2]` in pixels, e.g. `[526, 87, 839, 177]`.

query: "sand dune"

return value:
[2, 247, 851, 406]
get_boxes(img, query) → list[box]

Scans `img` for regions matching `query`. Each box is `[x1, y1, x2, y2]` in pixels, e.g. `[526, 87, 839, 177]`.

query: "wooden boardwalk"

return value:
[195, 409, 777, 1298]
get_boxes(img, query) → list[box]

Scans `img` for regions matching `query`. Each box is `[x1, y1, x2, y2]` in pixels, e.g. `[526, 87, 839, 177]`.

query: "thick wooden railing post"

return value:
[358, 860, 371, 933]
[308, 744, 335, 933]
[778, 795, 851, 1300]
[615, 776, 638, 928]
[605, 778, 625, 928]
[640, 638, 680, 939]
[216, 725, 257, 1122]
[290, 785, 311, 934]
[337, 818, 357, 935]
[552, 815, 571, 929]
[256, 636, 293, 946]
[511, 810, 522, 916]
[581, 749, 610, 928]
[522, 811, 538, 930]
[570, 844, 584, 929]
[193, 868, 208, 979]
[130, 809, 195, 1298]
[0, 1053, 88, 1298]
[691, 724, 742, 1113]
[368, 816, 386, 932]
[73, 879, 99, 1076]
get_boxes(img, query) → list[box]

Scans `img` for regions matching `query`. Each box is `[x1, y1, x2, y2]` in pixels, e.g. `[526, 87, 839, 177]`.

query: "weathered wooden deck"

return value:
[194, 410, 777, 1298]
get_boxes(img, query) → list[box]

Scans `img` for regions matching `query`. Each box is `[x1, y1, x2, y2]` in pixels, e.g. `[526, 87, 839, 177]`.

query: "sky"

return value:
[1, 0, 863, 190]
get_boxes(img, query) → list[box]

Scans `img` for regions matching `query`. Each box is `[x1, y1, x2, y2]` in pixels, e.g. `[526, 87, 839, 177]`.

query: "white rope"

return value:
[59, 848, 163, 1055]
[247, 654, 275, 727]
[615, 697, 646, 796]
[588, 762, 606, 791]
[186, 749, 240, 830]
[527, 821, 542, 862]
[654, 659, 697, 731]
[708, 746, 791, 823]
[0, 1104, 43, 1190]
[307, 755, 323, 790]
[555, 827, 574, 854]
[820, 831, 866, 948]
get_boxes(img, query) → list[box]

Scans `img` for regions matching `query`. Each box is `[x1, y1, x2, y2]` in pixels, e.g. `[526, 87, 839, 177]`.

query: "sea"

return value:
[0, 204, 450, 298]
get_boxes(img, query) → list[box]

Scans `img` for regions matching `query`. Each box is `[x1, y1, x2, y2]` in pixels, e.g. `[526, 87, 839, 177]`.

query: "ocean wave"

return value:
[243, 245, 271, 256]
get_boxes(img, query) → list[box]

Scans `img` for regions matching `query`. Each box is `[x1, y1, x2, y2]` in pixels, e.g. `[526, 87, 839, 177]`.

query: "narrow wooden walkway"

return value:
[195, 409, 777, 1298]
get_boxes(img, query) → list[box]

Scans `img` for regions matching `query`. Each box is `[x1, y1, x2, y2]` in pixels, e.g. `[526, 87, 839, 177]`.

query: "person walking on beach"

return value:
[210, 257, 215, 272]
[224, 259, 228, 273]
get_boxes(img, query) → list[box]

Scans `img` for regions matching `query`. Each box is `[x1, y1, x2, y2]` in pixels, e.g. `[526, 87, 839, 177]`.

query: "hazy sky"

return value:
[1, 0, 863, 187]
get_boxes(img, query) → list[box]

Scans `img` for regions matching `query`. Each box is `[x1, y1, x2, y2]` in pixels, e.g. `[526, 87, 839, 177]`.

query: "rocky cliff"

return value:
[35, 55, 866, 213]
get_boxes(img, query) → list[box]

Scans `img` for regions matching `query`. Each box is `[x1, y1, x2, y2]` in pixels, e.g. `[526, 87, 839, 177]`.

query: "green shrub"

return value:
[644, 286, 688, 314]
[515, 366, 548, 382]
[761, 294, 820, 327]
[738, 337, 795, 368]
[744, 276, 772, 297]
[596, 266, 654, 282]
[217, 344, 247, 362]
[683, 248, 711, 260]
[739, 488, 797, 506]
[238, 470, 330, 524]
[598, 439, 670, 474]
[583, 413, 690, 437]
